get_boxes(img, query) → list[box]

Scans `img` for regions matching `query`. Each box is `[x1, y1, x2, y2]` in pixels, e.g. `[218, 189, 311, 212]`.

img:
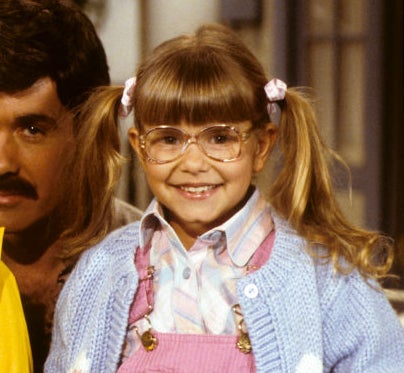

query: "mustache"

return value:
[0, 174, 38, 200]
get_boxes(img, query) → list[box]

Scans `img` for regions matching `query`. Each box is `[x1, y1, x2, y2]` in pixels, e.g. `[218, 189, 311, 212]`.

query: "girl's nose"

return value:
[178, 140, 209, 173]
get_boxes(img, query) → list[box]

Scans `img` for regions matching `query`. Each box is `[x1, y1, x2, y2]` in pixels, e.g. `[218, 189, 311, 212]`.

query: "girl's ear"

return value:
[128, 127, 145, 166]
[253, 123, 278, 173]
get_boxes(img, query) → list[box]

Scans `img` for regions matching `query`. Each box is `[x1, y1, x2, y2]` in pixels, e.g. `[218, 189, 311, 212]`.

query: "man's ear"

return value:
[253, 123, 278, 173]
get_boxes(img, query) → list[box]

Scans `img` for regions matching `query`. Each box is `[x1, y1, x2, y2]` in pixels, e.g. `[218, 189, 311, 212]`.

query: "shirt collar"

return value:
[204, 188, 274, 266]
[138, 188, 274, 267]
[138, 201, 169, 249]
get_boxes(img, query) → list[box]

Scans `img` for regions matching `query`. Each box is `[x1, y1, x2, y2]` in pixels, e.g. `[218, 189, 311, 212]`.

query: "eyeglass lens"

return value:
[144, 126, 242, 162]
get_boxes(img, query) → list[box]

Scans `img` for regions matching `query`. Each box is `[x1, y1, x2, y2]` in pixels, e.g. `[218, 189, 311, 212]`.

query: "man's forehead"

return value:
[8, 77, 58, 100]
[0, 77, 69, 119]
[0, 79, 75, 134]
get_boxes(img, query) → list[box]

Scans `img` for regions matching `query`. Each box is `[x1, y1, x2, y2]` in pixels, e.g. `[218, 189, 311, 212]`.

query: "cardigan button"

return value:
[244, 283, 258, 298]
[182, 267, 191, 279]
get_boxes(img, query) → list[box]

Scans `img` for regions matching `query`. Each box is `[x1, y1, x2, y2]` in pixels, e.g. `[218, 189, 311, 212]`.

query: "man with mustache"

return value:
[0, 1, 142, 371]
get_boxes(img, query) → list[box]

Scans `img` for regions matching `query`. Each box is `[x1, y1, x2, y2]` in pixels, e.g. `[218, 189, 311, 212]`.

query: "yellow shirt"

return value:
[0, 227, 33, 373]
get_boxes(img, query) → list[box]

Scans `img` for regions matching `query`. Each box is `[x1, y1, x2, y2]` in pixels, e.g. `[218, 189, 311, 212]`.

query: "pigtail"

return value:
[269, 88, 393, 279]
[269, 88, 326, 226]
[59, 86, 125, 259]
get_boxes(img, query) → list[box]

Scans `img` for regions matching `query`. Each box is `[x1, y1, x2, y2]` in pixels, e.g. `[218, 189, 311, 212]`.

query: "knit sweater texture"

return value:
[45, 216, 404, 373]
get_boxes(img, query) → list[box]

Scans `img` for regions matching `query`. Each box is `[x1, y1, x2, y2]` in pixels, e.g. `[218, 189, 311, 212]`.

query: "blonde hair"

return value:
[270, 88, 393, 279]
[58, 86, 124, 259]
[133, 24, 270, 129]
[65, 23, 393, 278]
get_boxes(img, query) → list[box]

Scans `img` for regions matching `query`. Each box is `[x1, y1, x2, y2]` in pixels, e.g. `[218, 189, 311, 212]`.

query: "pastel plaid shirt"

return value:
[121, 189, 274, 358]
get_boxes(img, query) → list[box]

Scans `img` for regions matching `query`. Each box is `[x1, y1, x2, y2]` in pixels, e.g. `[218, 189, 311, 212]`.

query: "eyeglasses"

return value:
[139, 124, 252, 164]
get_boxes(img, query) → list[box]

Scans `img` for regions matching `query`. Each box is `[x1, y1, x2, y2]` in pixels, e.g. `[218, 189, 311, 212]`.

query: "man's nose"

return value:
[0, 132, 19, 175]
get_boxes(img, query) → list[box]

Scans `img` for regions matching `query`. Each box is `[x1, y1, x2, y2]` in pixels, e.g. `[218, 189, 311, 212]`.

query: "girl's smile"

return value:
[176, 183, 220, 199]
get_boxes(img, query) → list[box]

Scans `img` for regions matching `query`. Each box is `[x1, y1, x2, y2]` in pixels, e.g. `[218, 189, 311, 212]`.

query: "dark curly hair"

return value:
[0, 0, 110, 109]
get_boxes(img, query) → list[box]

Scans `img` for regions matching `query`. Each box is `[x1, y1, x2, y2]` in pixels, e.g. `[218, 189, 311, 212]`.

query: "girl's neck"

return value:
[169, 220, 201, 251]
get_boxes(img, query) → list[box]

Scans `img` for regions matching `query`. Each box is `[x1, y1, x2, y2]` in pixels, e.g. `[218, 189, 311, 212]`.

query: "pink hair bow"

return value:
[264, 78, 287, 120]
[119, 77, 136, 118]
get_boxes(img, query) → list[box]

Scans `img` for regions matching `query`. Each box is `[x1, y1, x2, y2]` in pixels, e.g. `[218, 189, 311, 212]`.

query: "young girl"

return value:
[45, 24, 404, 372]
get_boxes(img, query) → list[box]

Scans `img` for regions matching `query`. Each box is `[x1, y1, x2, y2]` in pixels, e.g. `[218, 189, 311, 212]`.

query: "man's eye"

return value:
[20, 125, 46, 138]
[25, 125, 43, 135]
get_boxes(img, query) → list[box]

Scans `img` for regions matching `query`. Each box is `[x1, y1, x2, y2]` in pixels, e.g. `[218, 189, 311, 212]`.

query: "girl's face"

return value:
[129, 121, 276, 249]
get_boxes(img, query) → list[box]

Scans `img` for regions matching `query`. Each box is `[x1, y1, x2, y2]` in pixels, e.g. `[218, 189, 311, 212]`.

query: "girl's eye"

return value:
[208, 131, 238, 145]
[212, 134, 229, 144]
[148, 133, 182, 148]
[162, 136, 179, 145]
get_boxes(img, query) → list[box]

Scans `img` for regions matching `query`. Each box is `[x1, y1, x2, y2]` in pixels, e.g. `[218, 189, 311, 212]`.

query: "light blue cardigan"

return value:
[45, 216, 404, 372]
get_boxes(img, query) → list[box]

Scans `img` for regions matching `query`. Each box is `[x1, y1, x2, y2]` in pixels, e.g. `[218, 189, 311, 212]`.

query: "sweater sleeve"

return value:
[45, 223, 140, 373]
[320, 268, 404, 372]
[44, 247, 93, 372]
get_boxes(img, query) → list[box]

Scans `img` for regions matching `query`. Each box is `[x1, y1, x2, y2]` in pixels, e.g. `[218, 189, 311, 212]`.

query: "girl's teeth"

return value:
[181, 185, 214, 193]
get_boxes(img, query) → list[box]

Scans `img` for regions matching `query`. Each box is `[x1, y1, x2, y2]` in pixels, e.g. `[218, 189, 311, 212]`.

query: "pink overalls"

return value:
[118, 232, 274, 373]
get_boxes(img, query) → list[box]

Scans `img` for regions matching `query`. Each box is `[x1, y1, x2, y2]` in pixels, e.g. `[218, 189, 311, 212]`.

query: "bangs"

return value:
[134, 48, 267, 128]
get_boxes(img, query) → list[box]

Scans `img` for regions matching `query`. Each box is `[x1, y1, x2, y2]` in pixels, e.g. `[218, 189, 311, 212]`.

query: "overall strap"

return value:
[128, 246, 154, 324]
[248, 230, 275, 272]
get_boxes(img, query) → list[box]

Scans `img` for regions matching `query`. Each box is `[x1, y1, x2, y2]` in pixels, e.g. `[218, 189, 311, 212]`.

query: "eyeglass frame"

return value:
[138, 124, 253, 164]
